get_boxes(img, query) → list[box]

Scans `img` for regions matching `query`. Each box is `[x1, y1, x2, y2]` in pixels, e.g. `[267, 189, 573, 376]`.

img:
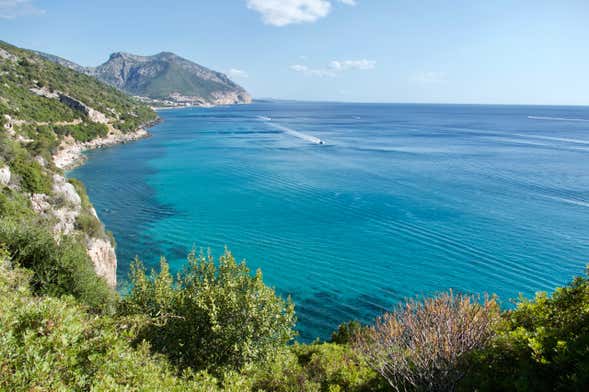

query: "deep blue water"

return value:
[71, 102, 589, 341]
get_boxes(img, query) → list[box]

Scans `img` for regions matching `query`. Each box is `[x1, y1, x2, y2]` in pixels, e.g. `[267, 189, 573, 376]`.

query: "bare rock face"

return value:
[51, 174, 81, 235]
[0, 48, 17, 62]
[29, 175, 118, 287]
[87, 237, 117, 288]
[0, 166, 10, 186]
[58, 94, 109, 124]
[52, 174, 81, 206]
[87, 108, 109, 124]
[29, 86, 59, 99]
[30, 193, 51, 214]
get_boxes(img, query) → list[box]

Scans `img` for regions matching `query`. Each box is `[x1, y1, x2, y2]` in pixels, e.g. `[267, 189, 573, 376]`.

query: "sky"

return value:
[1, 0, 588, 105]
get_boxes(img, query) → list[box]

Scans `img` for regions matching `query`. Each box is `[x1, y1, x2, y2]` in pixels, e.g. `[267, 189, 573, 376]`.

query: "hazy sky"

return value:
[1, 0, 588, 105]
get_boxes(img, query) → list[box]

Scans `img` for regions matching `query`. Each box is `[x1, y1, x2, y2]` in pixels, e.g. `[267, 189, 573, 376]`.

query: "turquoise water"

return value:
[72, 102, 589, 341]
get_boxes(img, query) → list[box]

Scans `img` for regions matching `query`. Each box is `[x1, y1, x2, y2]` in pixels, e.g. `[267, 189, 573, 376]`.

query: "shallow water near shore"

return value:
[71, 102, 589, 341]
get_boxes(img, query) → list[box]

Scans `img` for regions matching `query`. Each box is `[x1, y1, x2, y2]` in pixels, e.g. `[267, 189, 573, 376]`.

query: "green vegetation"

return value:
[9, 152, 52, 194]
[0, 40, 157, 135]
[127, 61, 236, 100]
[54, 122, 110, 142]
[1, 235, 587, 391]
[0, 252, 215, 392]
[0, 218, 116, 312]
[461, 274, 589, 391]
[121, 251, 296, 373]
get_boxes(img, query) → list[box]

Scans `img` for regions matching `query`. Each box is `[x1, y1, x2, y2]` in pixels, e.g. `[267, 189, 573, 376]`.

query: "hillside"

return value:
[0, 40, 157, 287]
[38, 50, 252, 107]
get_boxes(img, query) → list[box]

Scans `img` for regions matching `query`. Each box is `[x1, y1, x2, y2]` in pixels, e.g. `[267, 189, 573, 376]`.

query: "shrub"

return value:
[9, 152, 51, 194]
[75, 211, 105, 238]
[0, 218, 116, 312]
[53, 122, 109, 142]
[0, 188, 33, 219]
[354, 291, 501, 392]
[0, 255, 217, 391]
[462, 271, 589, 392]
[68, 177, 93, 210]
[243, 343, 386, 392]
[120, 250, 297, 373]
[331, 320, 364, 344]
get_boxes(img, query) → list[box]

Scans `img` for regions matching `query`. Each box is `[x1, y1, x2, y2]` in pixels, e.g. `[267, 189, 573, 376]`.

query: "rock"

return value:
[87, 237, 117, 287]
[30, 86, 59, 99]
[52, 174, 81, 207]
[0, 48, 17, 62]
[58, 94, 109, 124]
[30, 193, 51, 214]
[87, 107, 109, 124]
[50, 175, 81, 235]
[0, 166, 10, 186]
[35, 156, 47, 167]
[3, 114, 15, 135]
[53, 207, 79, 235]
[53, 127, 149, 170]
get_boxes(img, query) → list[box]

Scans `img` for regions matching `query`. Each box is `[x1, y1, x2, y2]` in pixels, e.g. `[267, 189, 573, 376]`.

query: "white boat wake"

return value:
[257, 116, 325, 145]
[528, 116, 589, 123]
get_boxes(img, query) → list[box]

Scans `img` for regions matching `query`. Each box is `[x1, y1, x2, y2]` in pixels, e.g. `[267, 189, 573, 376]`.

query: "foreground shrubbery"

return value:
[120, 250, 297, 373]
[0, 251, 217, 391]
[461, 274, 589, 391]
[0, 231, 587, 391]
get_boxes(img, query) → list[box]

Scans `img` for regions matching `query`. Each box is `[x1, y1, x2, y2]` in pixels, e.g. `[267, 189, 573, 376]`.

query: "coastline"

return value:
[53, 119, 160, 171]
[49, 118, 160, 287]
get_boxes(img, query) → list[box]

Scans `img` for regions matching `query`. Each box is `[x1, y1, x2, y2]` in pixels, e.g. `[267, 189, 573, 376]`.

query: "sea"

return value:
[71, 101, 589, 341]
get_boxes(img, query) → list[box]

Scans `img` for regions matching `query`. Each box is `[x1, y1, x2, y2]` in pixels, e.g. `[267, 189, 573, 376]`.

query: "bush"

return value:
[120, 250, 297, 373]
[462, 271, 589, 392]
[9, 152, 51, 194]
[68, 177, 93, 210]
[331, 320, 363, 345]
[0, 255, 217, 391]
[0, 188, 33, 219]
[242, 343, 386, 392]
[19, 124, 59, 162]
[0, 218, 116, 312]
[75, 211, 105, 238]
[354, 291, 501, 392]
[53, 122, 109, 142]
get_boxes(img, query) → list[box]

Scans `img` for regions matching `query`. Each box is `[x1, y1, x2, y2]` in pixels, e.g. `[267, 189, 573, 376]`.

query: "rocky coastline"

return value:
[50, 119, 160, 286]
[53, 122, 157, 171]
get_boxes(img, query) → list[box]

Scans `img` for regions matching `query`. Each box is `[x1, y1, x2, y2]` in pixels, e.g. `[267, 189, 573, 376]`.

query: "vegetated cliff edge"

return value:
[0, 40, 158, 287]
[37, 50, 252, 107]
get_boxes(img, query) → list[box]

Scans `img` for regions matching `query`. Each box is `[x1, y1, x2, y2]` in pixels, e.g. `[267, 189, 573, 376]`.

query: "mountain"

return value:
[37, 50, 252, 107]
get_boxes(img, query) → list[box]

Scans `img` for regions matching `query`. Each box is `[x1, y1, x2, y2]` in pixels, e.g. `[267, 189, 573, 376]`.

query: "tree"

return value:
[121, 249, 297, 373]
[354, 291, 500, 392]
